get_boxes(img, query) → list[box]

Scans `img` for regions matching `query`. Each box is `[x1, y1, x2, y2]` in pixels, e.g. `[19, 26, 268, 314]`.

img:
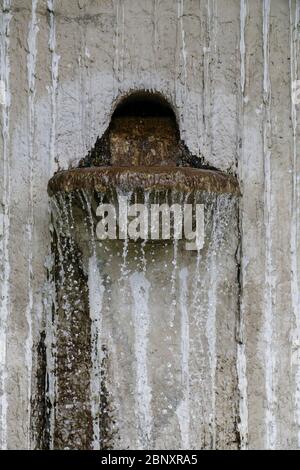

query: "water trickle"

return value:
[50, 196, 66, 284]
[129, 272, 152, 449]
[48, 183, 239, 449]
[206, 201, 218, 449]
[44, 248, 57, 450]
[77, 189, 93, 244]
[176, 267, 190, 450]
[140, 190, 150, 273]
[88, 254, 104, 450]
[118, 191, 132, 283]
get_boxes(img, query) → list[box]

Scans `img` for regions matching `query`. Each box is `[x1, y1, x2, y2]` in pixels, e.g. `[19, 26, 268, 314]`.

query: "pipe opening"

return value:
[51, 90, 239, 196]
[112, 91, 176, 119]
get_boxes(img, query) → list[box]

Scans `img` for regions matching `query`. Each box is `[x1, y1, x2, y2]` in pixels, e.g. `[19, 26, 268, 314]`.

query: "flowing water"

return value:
[49, 187, 239, 450]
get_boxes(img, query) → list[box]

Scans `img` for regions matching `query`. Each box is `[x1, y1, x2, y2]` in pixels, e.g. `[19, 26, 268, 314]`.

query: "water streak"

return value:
[206, 203, 217, 449]
[176, 267, 190, 450]
[88, 255, 104, 449]
[129, 272, 152, 449]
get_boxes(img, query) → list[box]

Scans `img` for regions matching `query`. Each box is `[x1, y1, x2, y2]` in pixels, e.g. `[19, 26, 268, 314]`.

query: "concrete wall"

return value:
[0, 0, 299, 449]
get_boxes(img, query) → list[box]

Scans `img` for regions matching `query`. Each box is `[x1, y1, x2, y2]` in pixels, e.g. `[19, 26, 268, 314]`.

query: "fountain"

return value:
[47, 92, 240, 450]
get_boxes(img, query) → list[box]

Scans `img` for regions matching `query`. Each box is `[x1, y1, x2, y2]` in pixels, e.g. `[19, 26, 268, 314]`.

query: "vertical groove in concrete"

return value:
[26, 0, 39, 448]
[262, 0, 277, 450]
[175, 0, 187, 122]
[290, 0, 300, 449]
[241, 0, 265, 449]
[47, 0, 59, 175]
[268, 0, 294, 449]
[236, 0, 249, 450]
[46, 1, 58, 449]
[203, 0, 214, 159]
[0, 0, 11, 451]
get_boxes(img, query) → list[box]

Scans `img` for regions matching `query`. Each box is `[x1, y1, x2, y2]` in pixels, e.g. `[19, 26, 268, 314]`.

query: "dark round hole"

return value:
[112, 91, 176, 118]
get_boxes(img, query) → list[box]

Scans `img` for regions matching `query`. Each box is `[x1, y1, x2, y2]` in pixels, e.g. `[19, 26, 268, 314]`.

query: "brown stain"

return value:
[30, 330, 51, 450]
[110, 116, 179, 167]
[52, 231, 93, 450]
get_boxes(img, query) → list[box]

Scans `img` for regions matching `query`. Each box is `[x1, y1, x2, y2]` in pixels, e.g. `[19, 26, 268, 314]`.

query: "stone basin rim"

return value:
[48, 166, 240, 196]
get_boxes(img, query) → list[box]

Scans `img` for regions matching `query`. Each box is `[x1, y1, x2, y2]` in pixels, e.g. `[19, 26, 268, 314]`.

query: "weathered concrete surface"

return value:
[0, 0, 299, 449]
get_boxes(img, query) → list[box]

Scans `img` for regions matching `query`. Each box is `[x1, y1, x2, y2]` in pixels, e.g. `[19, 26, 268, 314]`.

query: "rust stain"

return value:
[110, 117, 179, 167]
